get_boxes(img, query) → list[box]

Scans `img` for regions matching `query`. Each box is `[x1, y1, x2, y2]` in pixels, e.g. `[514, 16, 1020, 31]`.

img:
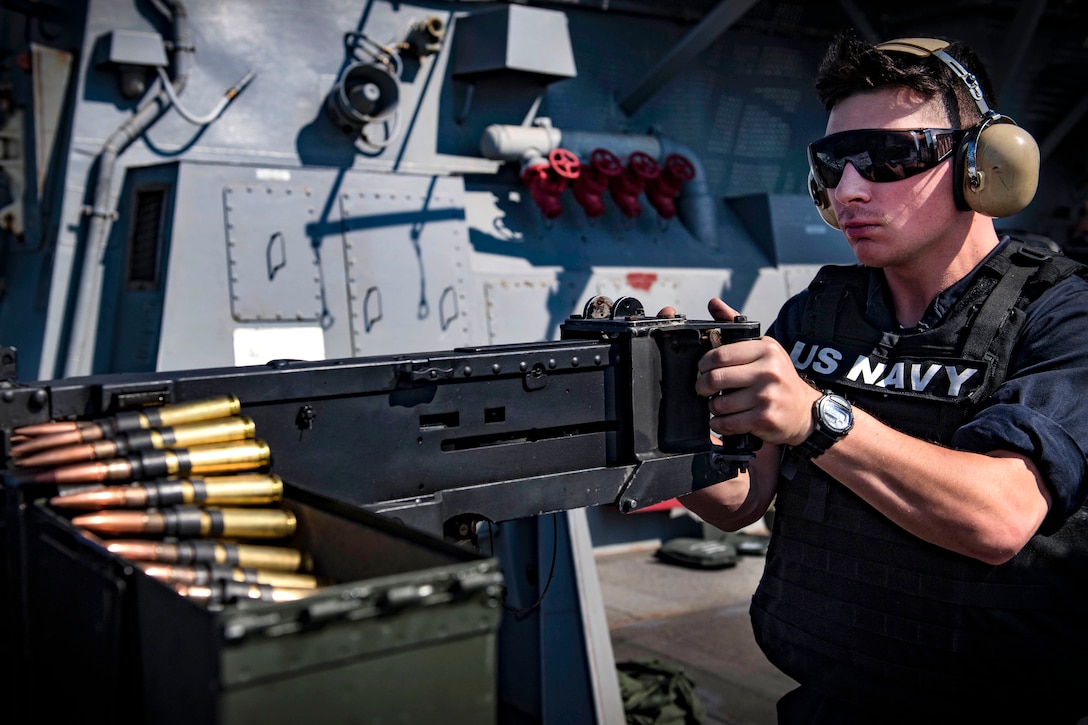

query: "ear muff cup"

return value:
[952, 116, 1039, 217]
[809, 173, 840, 229]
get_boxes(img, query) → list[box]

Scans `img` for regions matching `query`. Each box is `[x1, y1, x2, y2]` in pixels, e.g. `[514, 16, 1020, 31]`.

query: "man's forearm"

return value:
[815, 407, 1051, 564]
[680, 443, 781, 531]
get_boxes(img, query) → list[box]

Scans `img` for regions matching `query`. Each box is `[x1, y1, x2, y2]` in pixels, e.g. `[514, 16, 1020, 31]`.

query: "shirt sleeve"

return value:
[951, 274, 1088, 532]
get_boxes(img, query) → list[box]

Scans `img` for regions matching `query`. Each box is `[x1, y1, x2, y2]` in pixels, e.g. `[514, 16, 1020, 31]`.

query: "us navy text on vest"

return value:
[788, 341, 981, 397]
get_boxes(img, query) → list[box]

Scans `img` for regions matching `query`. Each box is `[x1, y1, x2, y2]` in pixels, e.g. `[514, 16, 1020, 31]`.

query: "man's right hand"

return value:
[693, 299, 820, 447]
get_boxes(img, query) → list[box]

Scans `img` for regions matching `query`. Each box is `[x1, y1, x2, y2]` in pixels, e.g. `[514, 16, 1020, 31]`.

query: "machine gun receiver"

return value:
[560, 296, 762, 513]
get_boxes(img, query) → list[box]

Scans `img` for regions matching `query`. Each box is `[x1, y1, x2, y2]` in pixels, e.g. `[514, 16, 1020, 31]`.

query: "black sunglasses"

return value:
[808, 128, 966, 188]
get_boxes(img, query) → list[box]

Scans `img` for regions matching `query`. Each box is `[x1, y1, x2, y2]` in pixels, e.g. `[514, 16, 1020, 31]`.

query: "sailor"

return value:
[677, 33, 1088, 723]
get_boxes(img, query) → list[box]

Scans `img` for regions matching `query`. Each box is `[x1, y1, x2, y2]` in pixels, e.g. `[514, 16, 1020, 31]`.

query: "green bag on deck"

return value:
[616, 657, 707, 725]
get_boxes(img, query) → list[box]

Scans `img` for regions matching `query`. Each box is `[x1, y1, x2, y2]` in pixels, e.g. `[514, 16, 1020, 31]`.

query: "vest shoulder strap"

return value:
[961, 239, 1087, 358]
[801, 264, 867, 338]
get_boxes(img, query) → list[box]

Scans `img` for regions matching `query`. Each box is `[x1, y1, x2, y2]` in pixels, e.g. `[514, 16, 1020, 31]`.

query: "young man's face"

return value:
[822, 86, 969, 270]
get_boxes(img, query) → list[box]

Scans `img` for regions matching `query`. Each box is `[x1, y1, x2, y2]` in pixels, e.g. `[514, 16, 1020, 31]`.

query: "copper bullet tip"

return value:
[103, 539, 168, 561]
[32, 460, 125, 485]
[137, 562, 172, 579]
[48, 487, 125, 510]
[14, 421, 81, 436]
[71, 510, 152, 535]
[10, 429, 87, 458]
[17, 443, 99, 468]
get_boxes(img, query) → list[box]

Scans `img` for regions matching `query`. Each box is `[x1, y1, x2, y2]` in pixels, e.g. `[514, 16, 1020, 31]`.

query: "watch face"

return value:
[820, 395, 853, 434]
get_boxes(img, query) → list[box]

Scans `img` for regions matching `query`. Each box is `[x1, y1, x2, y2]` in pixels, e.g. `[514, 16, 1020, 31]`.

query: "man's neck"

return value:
[883, 218, 1002, 328]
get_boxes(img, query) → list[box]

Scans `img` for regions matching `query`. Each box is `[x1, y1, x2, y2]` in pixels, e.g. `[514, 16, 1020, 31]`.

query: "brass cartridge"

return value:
[30, 439, 271, 485]
[103, 538, 313, 572]
[72, 505, 296, 539]
[138, 561, 318, 589]
[49, 474, 284, 510]
[172, 580, 311, 605]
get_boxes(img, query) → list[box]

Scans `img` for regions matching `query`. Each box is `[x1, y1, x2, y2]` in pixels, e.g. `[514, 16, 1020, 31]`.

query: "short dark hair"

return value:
[814, 32, 996, 128]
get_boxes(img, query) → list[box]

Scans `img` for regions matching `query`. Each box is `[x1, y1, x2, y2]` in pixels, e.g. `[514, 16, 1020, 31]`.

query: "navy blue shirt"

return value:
[768, 239, 1088, 531]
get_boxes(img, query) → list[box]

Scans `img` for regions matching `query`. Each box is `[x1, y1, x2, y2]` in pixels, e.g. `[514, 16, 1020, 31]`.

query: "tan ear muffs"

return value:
[953, 114, 1040, 217]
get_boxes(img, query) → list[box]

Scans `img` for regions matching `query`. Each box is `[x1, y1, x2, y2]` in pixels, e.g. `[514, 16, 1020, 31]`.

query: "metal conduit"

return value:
[62, 0, 193, 377]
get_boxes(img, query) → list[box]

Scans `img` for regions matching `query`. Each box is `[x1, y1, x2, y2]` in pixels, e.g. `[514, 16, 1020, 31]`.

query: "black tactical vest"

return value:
[752, 240, 1088, 721]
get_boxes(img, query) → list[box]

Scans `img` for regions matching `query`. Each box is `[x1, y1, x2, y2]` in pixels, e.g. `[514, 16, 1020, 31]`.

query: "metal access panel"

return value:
[224, 184, 323, 323]
[483, 272, 579, 345]
[340, 174, 476, 356]
[148, 163, 355, 373]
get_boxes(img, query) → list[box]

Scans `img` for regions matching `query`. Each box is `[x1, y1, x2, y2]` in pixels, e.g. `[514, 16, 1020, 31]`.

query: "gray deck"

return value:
[597, 532, 796, 725]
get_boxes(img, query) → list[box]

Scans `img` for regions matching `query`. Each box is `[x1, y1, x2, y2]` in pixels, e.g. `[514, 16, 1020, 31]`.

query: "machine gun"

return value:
[2, 297, 759, 537]
[0, 297, 760, 723]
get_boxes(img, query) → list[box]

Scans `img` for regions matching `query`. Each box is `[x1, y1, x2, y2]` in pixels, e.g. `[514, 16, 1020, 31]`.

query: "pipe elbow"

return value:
[480, 124, 561, 162]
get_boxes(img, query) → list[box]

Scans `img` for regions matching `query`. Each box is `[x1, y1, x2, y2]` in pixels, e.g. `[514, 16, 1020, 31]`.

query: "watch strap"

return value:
[791, 425, 842, 460]
[790, 391, 852, 461]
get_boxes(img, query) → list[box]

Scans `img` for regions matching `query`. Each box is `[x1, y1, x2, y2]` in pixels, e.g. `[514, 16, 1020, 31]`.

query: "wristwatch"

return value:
[792, 391, 853, 460]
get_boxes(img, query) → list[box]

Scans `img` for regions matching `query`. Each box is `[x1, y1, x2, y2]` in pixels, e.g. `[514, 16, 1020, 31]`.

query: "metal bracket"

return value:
[406, 365, 454, 382]
[615, 449, 748, 514]
[523, 362, 548, 391]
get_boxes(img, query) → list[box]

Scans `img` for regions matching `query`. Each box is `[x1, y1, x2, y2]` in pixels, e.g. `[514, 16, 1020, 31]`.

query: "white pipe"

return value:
[479, 124, 718, 247]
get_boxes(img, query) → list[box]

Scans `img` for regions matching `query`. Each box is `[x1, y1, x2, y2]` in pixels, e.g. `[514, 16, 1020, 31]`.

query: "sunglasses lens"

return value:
[809, 129, 959, 188]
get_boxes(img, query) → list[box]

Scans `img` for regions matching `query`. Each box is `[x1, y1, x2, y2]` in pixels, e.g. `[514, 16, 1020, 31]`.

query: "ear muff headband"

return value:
[808, 37, 1039, 227]
[875, 38, 991, 116]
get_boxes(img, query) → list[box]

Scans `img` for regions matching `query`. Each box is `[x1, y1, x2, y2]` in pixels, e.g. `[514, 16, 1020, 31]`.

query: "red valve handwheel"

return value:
[548, 148, 581, 179]
[627, 151, 661, 180]
[665, 153, 696, 182]
[590, 148, 623, 177]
